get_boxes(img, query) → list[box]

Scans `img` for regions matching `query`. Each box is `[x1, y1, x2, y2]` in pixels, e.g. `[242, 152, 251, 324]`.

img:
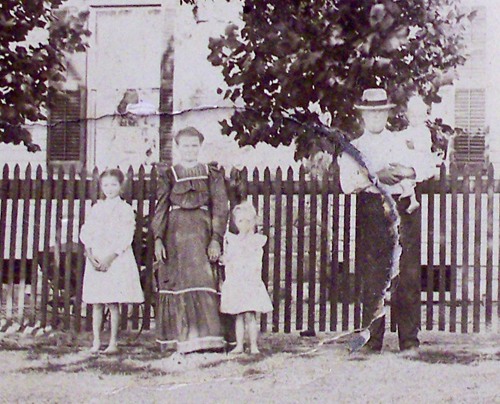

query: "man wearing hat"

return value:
[338, 88, 436, 353]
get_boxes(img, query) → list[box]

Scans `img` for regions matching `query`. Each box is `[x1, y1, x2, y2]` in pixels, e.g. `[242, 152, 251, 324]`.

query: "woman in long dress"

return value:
[152, 127, 229, 353]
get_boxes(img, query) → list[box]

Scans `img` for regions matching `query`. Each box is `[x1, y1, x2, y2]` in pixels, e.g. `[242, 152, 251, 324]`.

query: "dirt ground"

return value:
[0, 329, 498, 404]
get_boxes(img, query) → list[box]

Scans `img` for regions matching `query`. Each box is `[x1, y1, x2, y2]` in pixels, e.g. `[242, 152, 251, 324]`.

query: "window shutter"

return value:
[48, 89, 86, 166]
[453, 88, 487, 167]
[454, 88, 486, 133]
[452, 134, 486, 165]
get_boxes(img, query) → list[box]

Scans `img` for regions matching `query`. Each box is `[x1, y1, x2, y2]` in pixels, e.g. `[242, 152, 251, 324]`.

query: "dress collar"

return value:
[103, 196, 122, 206]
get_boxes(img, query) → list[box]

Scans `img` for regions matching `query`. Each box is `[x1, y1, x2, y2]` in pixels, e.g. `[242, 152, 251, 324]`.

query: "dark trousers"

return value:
[356, 193, 421, 350]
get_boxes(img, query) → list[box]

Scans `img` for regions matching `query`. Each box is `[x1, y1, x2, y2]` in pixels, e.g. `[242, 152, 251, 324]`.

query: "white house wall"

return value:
[1, 0, 499, 174]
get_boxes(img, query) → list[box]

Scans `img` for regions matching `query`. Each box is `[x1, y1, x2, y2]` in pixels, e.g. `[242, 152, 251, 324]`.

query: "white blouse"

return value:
[79, 197, 136, 259]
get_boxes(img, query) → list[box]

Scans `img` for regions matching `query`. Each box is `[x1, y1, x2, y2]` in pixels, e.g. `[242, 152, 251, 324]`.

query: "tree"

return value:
[205, 0, 473, 159]
[0, 0, 90, 151]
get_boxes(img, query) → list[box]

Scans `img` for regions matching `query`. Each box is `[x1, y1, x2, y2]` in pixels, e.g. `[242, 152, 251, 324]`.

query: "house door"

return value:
[87, 4, 163, 171]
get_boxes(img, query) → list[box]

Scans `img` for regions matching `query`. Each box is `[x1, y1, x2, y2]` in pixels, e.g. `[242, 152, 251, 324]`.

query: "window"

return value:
[47, 89, 86, 169]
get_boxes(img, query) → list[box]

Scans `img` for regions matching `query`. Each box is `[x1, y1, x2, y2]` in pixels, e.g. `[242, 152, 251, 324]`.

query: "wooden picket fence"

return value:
[0, 163, 499, 334]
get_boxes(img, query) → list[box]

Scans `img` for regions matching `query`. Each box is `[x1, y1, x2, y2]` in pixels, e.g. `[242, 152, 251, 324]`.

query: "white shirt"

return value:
[338, 129, 437, 194]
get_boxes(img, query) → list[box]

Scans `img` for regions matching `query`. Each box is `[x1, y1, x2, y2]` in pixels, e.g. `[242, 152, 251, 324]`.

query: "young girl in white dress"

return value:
[80, 169, 144, 354]
[220, 201, 273, 354]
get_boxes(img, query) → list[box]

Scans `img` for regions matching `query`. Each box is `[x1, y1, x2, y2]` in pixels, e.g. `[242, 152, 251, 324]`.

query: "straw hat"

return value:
[354, 88, 396, 110]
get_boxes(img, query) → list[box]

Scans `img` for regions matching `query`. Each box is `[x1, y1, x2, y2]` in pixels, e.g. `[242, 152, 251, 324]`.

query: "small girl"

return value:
[80, 168, 144, 354]
[220, 201, 273, 354]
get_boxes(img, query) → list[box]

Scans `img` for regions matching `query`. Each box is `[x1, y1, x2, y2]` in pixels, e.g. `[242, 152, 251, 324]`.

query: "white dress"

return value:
[220, 232, 273, 315]
[80, 197, 144, 304]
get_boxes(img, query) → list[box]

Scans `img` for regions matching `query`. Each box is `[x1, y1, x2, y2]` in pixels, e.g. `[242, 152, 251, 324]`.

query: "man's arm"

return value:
[337, 151, 373, 194]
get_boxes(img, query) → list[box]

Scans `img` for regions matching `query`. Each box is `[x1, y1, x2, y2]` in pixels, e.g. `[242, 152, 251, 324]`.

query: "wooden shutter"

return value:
[454, 88, 486, 133]
[48, 89, 86, 167]
[453, 88, 487, 167]
[452, 134, 486, 165]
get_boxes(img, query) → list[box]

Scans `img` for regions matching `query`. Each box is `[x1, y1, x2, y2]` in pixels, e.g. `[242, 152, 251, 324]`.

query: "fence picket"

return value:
[143, 167, 157, 330]
[6, 165, 21, 319]
[284, 167, 294, 333]
[296, 166, 306, 330]
[251, 168, 260, 213]
[240, 167, 249, 201]
[272, 168, 283, 332]
[0, 165, 8, 306]
[85, 167, 100, 331]
[342, 194, 351, 331]
[75, 167, 87, 332]
[261, 168, 271, 332]
[51, 165, 65, 328]
[486, 164, 494, 327]
[121, 167, 134, 330]
[439, 164, 446, 331]
[308, 175, 318, 332]
[330, 165, 340, 331]
[63, 165, 76, 329]
[29, 166, 43, 326]
[473, 171, 482, 332]
[461, 174, 470, 333]
[40, 166, 53, 328]
[426, 178, 435, 330]
[449, 164, 458, 332]
[131, 166, 146, 330]
[17, 164, 32, 323]
[319, 173, 329, 331]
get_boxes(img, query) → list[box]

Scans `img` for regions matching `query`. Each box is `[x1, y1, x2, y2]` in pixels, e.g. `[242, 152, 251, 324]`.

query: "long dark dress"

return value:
[152, 163, 229, 353]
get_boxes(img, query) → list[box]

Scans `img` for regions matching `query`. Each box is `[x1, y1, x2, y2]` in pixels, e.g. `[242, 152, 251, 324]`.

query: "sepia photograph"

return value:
[0, 0, 499, 402]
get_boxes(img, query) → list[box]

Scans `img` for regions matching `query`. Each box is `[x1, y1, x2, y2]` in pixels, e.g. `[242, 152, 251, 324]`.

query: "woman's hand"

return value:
[98, 253, 118, 272]
[155, 239, 167, 262]
[207, 240, 221, 263]
[86, 249, 101, 270]
[377, 164, 416, 185]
